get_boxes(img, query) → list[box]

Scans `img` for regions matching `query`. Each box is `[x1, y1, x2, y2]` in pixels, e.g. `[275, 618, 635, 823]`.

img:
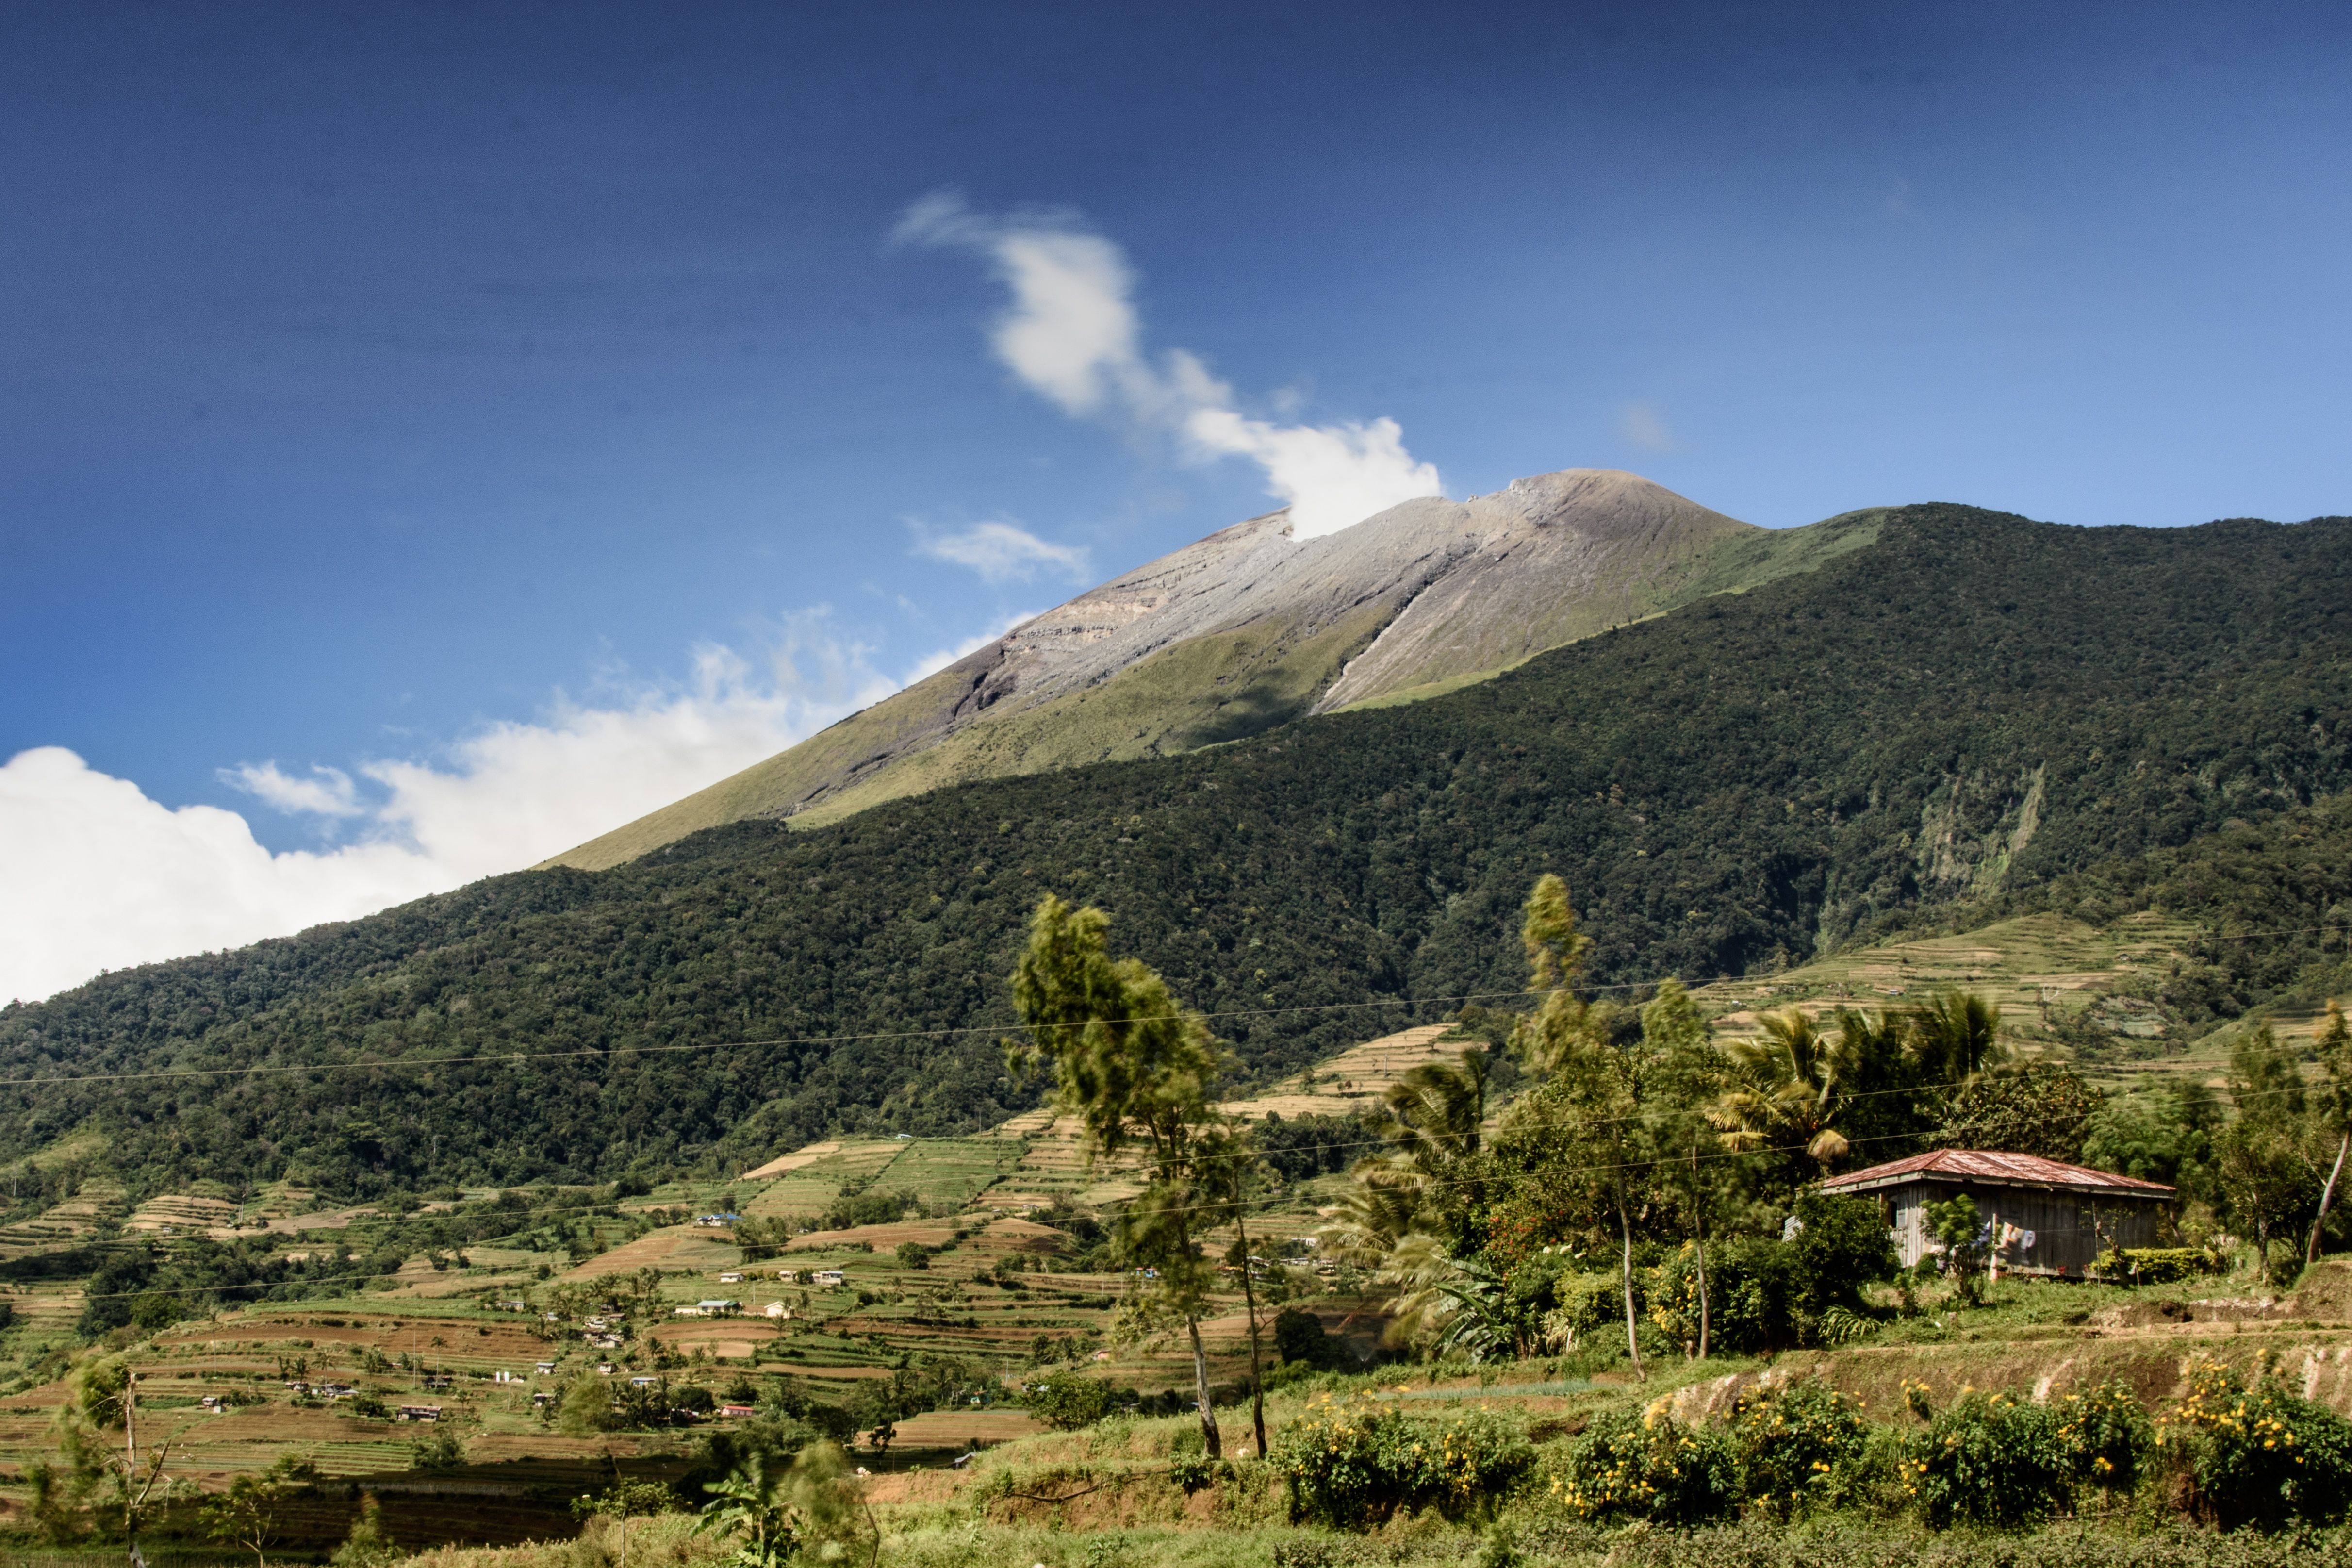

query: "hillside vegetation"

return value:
[546, 471, 1862, 867]
[6, 504, 2352, 1199]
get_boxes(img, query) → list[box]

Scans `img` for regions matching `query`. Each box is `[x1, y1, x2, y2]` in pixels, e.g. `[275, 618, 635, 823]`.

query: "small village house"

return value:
[1816, 1149, 2173, 1277]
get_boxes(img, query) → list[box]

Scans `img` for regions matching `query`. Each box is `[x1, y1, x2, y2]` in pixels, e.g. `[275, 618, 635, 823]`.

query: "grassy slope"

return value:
[551, 510, 1884, 868]
[788, 598, 1400, 830]
[12, 505, 2352, 1198]
[8, 1195, 2349, 1560]
[539, 657, 984, 873]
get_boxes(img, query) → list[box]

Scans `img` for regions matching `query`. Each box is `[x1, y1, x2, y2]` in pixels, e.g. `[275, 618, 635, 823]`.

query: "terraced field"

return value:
[1212, 1023, 1461, 1122]
[1692, 908, 2331, 1094]
[0, 1178, 124, 1257]
[123, 1193, 239, 1238]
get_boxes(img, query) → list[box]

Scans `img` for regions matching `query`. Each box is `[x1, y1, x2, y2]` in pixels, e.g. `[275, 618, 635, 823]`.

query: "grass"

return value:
[2, 991, 2349, 1562]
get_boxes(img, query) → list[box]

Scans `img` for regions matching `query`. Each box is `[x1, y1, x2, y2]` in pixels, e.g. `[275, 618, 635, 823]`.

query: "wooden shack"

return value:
[1816, 1149, 2174, 1278]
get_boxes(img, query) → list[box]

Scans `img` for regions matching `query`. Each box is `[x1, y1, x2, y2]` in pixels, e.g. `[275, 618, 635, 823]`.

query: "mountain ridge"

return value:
[545, 469, 1873, 870]
[9, 502, 2352, 1198]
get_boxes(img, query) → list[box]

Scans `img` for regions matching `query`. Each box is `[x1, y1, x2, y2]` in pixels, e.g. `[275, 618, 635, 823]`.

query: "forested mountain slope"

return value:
[545, 469, 1866, 868]
[7, 503, 2352, 1200]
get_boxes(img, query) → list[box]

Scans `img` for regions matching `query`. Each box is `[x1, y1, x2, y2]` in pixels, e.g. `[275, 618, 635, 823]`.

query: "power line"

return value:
[10, 912, 2348, 1096]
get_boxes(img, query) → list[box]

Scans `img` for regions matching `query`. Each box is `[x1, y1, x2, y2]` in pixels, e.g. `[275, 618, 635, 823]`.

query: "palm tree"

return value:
[1316, 1162, 1424, 1267]
[1381, 1049, 1492, 1173]
[1711, 1007, 1854, 1173]
[1377, 1233, 1514, 1362]
[1913, 990, 2003, 1082]
[1317, 1045, 1492, 1271]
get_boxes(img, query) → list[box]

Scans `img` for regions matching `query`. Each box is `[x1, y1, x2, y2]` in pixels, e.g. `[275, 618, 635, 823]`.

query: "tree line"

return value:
[5, 505, 2352, 1203]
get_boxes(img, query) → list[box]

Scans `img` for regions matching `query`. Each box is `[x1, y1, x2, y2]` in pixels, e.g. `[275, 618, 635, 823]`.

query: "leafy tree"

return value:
[200, 1454, 319, 1568]
[1509, 874, 1648, 1376]
[2219, 1026, 2319, 1284]
[1272, 1306, 1345, 1369]
[1925, 1193, 1989, 1305]
[1194, 1118, 1273, 1454]
[1641, 979, 1725, 1356]
[330, 1492, 401, 1568]
[1785, 1190, 1898, 1323]
[1251, 1112, 1360, 1180]
[2085, 1080, 2222, 1199]
[43, 1368, 184, 1548]
[408, 1431, 464, 1471]
[558, 1370, 616, 1434]
[1008, 894, 1231, 1457]
[1021, 1375, 1115, 1430]
[1934, 1062, 2099, 1163]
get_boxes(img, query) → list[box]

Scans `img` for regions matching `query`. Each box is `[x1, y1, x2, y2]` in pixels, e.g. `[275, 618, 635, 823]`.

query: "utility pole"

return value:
[124, 1371, 139, 1545]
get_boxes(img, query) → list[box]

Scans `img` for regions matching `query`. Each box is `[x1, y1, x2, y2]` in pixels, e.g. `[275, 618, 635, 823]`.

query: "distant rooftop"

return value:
[1818, 1149, 2174, 1199]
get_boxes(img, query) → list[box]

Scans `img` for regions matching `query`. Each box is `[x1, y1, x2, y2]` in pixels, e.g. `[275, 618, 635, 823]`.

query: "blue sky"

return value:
[4, 0, 2350, 1000]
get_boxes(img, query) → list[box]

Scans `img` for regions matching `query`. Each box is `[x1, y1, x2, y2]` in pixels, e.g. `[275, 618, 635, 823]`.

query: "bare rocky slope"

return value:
[546, 468, 1878, 870]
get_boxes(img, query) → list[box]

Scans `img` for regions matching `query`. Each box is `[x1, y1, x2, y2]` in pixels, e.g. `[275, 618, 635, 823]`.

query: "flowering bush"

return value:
[2158, 1354, 2352, 1529]
[2054, 1379, 2153, 1502]
[1270, 1393, 1533, 1530]
[2096, 1246, 2217, 1285]
[1548, 1405, 1737, 1525]
[1648, 1238, 1795, 1355]
[1728, 1378, 1874, 1517]
[1900, 1388, 2071, 1529]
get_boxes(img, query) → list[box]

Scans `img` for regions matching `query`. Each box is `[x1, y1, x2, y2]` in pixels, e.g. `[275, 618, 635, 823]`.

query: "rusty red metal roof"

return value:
[1818, 1148, 2174, 1198]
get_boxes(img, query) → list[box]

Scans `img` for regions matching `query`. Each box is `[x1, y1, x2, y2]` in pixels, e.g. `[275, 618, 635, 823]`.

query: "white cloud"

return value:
[913, 519, 1090, 583]
[0, 747, 457, 1007]
[0, 613, 898, 1005]
[896, 192, 1442, 539]
[223, 761, 365, 818]
[1184, 406, 1440, 541]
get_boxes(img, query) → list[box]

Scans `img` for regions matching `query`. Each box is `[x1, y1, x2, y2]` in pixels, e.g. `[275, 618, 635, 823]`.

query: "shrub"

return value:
[2102, 1247, 2216, 1285]
[1517, 1262, 1625, 1353]
[1786, 1191, 1899, 1322]
[1648, 1238, 1794, 1355]
[1593, 1520, 2352, 1568]
[822, 1188, 916, 1230]
[1924, 1194, 1990, 1305]
[1647, 1201, 1891, 1355]
[409, 1431, 465, 1472]
[2159, 1353, 2352, 1529]
[2054, 1379, 2153, 1503]
[1021, 1375, 1115, 1431]
[1273, 1307, 1349, 1370]
[1901, 1389, 2070, 1529]
[1547, 1404, 1736, 1525]
[1271, 1393, 1534, 1530]
[1728, 1378, 1873, 1516]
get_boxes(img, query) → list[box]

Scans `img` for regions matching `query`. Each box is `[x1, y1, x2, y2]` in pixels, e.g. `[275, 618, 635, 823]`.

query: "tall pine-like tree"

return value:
[1009, 894, 1231, 1458]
